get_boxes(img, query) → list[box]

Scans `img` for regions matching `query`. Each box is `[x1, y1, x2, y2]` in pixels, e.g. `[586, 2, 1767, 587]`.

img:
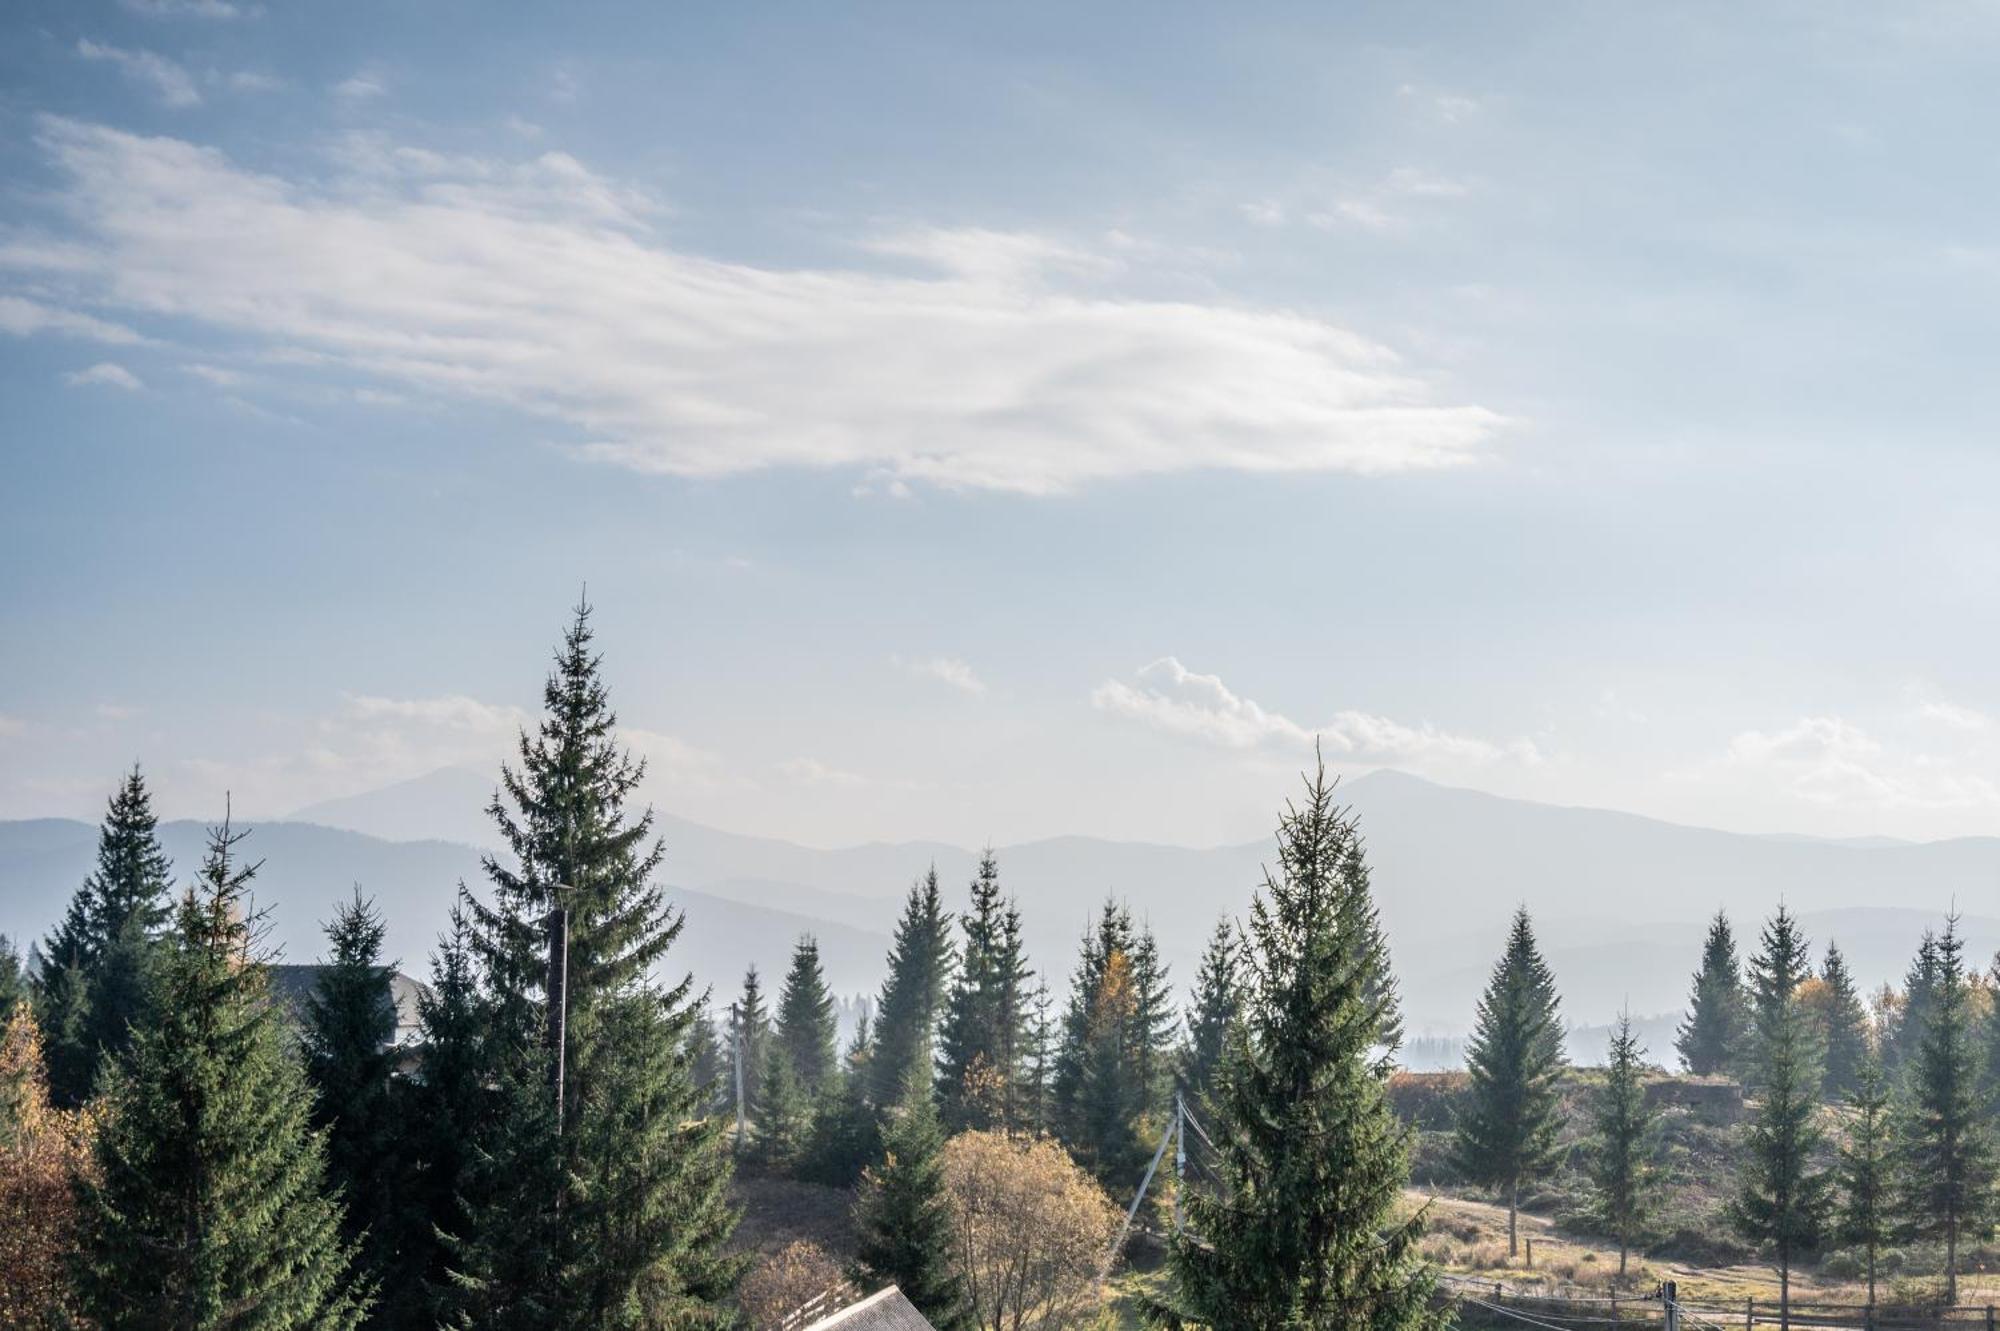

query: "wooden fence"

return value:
[1445, 1277, 2000, 1331]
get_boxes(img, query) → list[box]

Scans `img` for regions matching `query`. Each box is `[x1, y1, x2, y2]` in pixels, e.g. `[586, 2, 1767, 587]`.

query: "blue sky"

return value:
[5, 1, 2000, 847]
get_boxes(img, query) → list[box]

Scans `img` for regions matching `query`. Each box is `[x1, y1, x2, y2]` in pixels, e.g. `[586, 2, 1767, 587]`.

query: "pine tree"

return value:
[395, 902, 494, 1331]
[1020, 981, 1054, 1137]
[1676, 910, 1749, 1078]
[37, 766, 174, 1106]
[1886, 930, 1942, 1078]
[449, 602, 739, 1329]
[1816, 941, 1870, 1102]
[730, 966, 771, 1135]
[0, 936, 24, 1019]
[303, 889, 400, 1303]
[1729, 905, 1832, 1330]
[936, 851, 1030, 1133]
[755, 1039, 815, 1175]
[869, 869, 955, 1109]
[804, 1017, 881, 1187]
[1837, 1056, 1893, 1309]
[855, 1077, 967, 1331]
[1587, 1012, 1661, 1276]
[1162, 757, 1439, 1331]
[73, 816, 368, 1330]
[1453, 906, 1566, 1257]
[1178, 916, 1244, 1123]
[1895, 914, 1995, 1306]
[686, 1003, 728, 1117]
[1052, 900, 1175, 1187]
[775, 935, 839, 1096]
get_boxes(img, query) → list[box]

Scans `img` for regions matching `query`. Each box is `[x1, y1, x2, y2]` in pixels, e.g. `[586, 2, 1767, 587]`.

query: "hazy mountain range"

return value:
[4, 767, 1998, 1057]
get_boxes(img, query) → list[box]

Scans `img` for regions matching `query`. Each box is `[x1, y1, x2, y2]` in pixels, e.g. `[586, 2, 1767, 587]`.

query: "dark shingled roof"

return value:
[266, 965, 427, 1047]
[800, 1287, 936, 1331]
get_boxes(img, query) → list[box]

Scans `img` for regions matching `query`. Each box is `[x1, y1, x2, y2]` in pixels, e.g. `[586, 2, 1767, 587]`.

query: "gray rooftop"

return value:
[799, 1287, 936, 1331]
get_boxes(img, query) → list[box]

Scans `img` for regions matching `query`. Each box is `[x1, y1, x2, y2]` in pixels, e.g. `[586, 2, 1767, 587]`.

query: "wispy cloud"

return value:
[76, 40, 201, 108]
[1091, 657, 1537, 768]
[3, 119, 1507, 496]
[123, 0, 251, 17]
[0, 296, 144, 345]
[334, 70, 387, 100]
[1714, 715, 2000, 810]
[1314, 168, 1471, 233]
[777, 757, 870, 788]
[64, 361, 144, 390]
[893, 655, 986, 696]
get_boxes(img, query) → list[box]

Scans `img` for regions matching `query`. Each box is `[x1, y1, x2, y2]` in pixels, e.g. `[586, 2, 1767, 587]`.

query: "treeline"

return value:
[0, 604, 1454, 1331]
[1438, 902, 2000, 1321]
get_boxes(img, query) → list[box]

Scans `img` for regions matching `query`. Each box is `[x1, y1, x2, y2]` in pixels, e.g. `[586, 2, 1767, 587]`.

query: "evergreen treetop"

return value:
[936, 850, 1030, 1133]
[1453, 906, 1566, 1256]
[1676, 909, 1749, 1077]
[855, 1076, 968, 1331]
[775, 934, 839, 1095]
[1837, 1055, 1894, 1308]
[1162, 757, 1439, 1331]
[1178, 916, 1245, 1123]
[1586, 1012, 1661, 1276]
[1816, 941, 1870, 1102]
[869, 868, 955, 1109]
[74, 816, 368, 1331]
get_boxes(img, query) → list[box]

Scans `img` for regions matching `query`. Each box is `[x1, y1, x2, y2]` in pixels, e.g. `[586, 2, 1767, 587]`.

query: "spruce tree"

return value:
[855, 1077, 967, 1331]
[754, 1039, 814, 1175]
[1729, 905, 1831, 1329]
[1837, 1056, 1893, 1309]
[1676, 910, 1749, 1078]
[449, 602, 739, 1329]
[804, 1017, 881, 1187]
[302, 890, 400, 1302]
[1020, 980, 1054, 1137]
[74, 816, 368, 1330]
[1886, 930, 1942, 1078]
[0, 935, 23, 1018]
[1587, 1012, 1661, 1276]
[396, 903, 494, 1331]
[686, 1003, 728, 1117]
[1816, 941, 1870, 1103]
[869, 869, 955, 1109]
[1453, 906, 1566, 1257]
[37, 766, 174, 1106]
[1178, 916, 1244, 1123]
[1053, 900, 1176, 1187]
[1895, 914, 1995, 1306]
[936, 851, 1030, 1133]
[775, 935, 839, 1096]
[730, 967, 770, 1134]
[1162, 758, 1438, 1331]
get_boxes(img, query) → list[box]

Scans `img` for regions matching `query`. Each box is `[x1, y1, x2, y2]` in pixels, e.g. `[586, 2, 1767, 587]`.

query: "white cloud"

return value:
[76, 40, 201, 108]
[225, 71, 284, 93]
[3, 119, 1507, 496]
[1719, 715, 2000, 810]
[1091, 657, 1536, 768]
[334, 71, 387, 100]
[1906, 685, 1991, 732]
[94, 702, 142, 722]
[778, 757, 869, 788]
[0, 296, 144, 345]
[64, 361, 144, 390]
[123, 0, 250, 17]
[184, 362, 245, 387]
[1316, 168, 1471, 233]
[893, 654, 986, 696]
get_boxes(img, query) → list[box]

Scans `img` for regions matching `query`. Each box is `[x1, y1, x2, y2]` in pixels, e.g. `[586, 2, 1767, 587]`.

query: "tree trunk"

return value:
[1948, 1216, 1959, 1306]
[1508, 1178, 1519, 1258]
[1619, 1235, 1628, 1278]
[1866, 1241, 1876, 1310]
[1779, 1252, 1790, 1331]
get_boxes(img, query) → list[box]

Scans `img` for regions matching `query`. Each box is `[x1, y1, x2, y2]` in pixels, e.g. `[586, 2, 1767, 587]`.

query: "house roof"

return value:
[799, 1286, 936, 1331]
[265, 965, 428, 1046]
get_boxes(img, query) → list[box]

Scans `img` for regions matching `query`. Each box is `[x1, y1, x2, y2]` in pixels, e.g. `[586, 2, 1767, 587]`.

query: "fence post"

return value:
[1663, 1280, 1679, 1331]
[1985, 1306, 1993, 1331]
[1745, 1296, 1754, 1331]
[1527, 1238, 1534, 1269]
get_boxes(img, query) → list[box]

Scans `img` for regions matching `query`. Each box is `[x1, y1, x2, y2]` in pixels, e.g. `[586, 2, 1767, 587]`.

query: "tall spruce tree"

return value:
[302, 891, 400, 1311]
[1676, 910, 1749, 1078]
[804, 1017, 881, 1187]
[0, 935, 24, 1018]
[1178, 917, 1245, 1123]
[730, 967, 771, 1135]
[448, 602, 739, 1329]
[855, 1076, 967, 1331]
[1894, 914, 1995, 1306]
[754, 1039, 814, 1175]
[1837, 1056, 1894, 1309]
[1161, 757, 1438, 1331]
[1886, 930, 1942, 1078]
[396, 902, 494, 1331]
[686, 1003, 728, 1117]
[1729, 905, 1832, 1329]
[775, 935, 839, 1095]
[1587, 1012, 1661, 1276]
[1053, 900, 1176, 1187]
[74, 816, 368, 1330]
[1816, 941, 1870, 1102]
[936, 851, 1030, 1133]
[1453, 906, 1566, 1257]
[869, 869, 955, 1109]
[37, 766, 174, 1106]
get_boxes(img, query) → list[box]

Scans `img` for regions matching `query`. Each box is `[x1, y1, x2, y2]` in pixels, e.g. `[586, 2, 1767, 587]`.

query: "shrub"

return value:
[939, 1130, 1120, 1331]
[738, 1240, 855, 1330]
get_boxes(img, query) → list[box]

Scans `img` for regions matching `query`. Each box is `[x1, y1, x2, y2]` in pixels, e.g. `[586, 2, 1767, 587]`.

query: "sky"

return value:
[5, 1, 2000, 850]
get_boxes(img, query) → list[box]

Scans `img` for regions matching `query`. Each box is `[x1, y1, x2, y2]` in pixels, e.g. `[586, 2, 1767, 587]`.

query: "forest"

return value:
[3, 606, 1998, 1331]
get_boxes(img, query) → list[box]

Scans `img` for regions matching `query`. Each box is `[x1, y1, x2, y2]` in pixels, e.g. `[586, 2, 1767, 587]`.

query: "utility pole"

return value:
[547, 882, 573, 1137]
